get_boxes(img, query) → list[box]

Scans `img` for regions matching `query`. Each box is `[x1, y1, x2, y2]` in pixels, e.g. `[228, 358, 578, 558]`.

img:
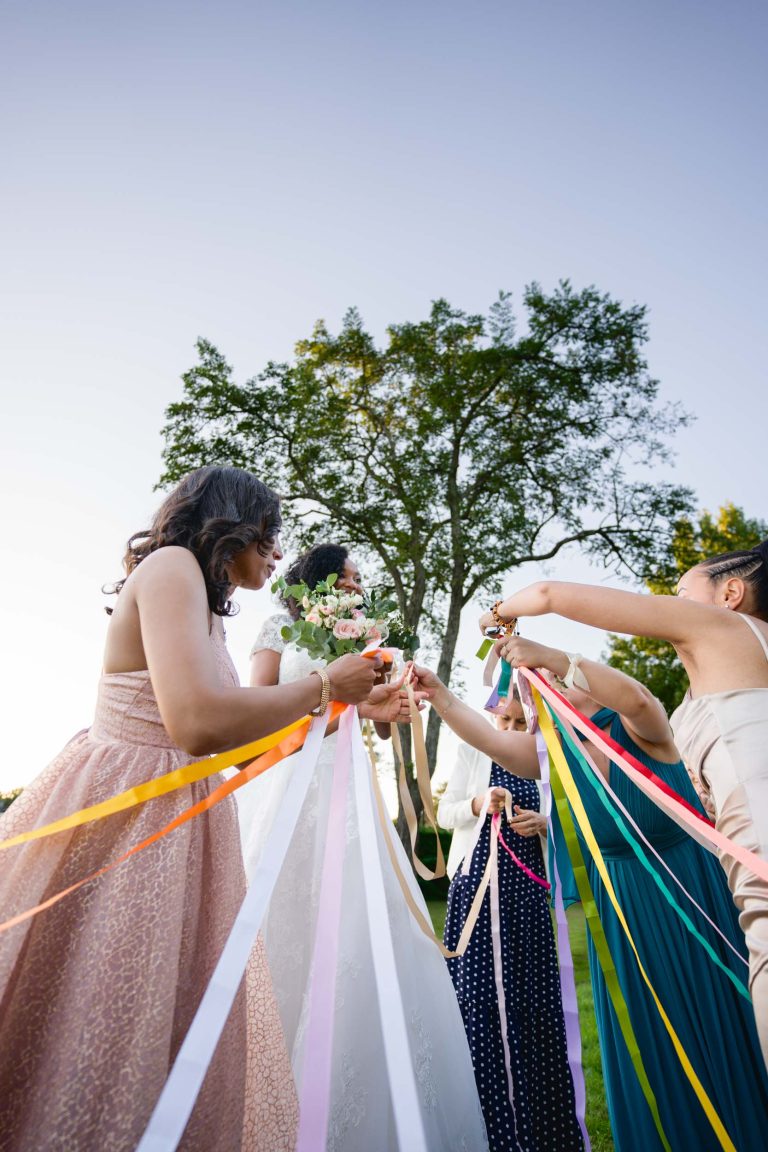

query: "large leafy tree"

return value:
[159, 283, 693, 839]
[606, 504, 768, 713]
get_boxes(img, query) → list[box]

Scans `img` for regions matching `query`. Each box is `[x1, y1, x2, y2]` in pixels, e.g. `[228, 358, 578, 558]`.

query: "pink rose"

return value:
[333, 618, 364, 640]
[305, 610, 322, 625]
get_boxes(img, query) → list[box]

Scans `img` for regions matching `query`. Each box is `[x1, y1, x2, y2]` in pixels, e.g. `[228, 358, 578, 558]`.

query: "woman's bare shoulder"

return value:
[128, 546, 203, 585]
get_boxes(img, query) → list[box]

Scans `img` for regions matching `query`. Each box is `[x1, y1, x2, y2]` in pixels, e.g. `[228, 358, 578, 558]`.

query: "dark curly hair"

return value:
[281, 543, 350, 620]
[108, 466, 281, 616]
[698, 538, 768, 621]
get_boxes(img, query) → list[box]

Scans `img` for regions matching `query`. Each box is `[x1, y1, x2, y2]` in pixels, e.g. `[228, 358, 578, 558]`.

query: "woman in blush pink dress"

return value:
[0, 466, 384, 1152]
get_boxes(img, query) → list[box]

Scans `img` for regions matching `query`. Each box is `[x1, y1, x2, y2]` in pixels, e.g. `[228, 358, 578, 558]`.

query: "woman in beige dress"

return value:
[0, 466, 390, 1152]
[477, 539, 768, 1069]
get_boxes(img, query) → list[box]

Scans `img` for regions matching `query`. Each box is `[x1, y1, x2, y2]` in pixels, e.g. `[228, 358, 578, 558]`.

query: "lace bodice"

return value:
[252, 613, 327, 684]
[250, 613, 294, 658]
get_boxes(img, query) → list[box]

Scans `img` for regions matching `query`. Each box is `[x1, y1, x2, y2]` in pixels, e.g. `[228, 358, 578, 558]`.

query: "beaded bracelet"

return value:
[490, 600, 518, 636]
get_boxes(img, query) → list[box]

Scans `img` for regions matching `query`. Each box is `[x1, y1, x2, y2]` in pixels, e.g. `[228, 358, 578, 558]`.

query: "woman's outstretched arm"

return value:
[408, 664, 540, 777]
[480, 580, 724, 647]
[499, 636, 678, 756]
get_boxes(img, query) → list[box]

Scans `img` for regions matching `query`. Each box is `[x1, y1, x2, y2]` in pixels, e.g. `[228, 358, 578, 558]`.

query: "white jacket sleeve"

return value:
[438, 742, 479, 831]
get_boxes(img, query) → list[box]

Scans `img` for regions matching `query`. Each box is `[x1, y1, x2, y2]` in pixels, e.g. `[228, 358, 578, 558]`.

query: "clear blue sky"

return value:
[1, 0, 766, 787]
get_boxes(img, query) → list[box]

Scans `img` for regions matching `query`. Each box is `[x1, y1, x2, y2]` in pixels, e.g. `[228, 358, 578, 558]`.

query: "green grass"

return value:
[426, 898, 614, 1151]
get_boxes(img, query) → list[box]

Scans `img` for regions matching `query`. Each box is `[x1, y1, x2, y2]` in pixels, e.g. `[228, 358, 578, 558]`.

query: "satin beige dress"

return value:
[672, 613, 768, 1069]
[0, 629, 298, 1152]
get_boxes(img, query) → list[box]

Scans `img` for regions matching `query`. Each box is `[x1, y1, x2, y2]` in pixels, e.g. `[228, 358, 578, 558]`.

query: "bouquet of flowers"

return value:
[271, 573, 419, 663]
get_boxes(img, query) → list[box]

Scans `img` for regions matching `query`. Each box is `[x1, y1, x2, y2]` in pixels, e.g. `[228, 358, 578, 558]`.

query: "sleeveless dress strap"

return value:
[576, 706, 616, 741]
[739, 613, 768, 663]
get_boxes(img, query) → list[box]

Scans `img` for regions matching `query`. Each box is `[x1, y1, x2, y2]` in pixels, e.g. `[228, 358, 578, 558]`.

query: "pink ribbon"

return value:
[553, 707, 749, 970]
[490, 813, 526, 1152]
[519, 668, 768, 884]
[497, 827, 551, 890]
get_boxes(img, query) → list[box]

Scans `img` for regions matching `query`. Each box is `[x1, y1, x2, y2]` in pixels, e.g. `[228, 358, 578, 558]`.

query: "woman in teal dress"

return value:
[503, 639, 768, 1152]
[412, 641, 768, 1151]
[552, 708, 768, 1150]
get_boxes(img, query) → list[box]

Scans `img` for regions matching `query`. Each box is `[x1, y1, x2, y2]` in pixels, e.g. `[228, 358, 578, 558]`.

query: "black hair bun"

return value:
[752, 539, 768, 565]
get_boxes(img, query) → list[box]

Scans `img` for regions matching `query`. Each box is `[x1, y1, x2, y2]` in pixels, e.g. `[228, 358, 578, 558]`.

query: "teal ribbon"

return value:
[553, 713, 750, 1001]
[547, 743, 671, 1152]
[497, 658, 512, 699]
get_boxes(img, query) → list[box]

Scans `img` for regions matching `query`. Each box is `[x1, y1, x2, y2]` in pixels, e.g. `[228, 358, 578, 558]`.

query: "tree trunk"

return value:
[394, 587, 464, 857]
[394, 725, 418, 856]
[425, 588, 464, 776]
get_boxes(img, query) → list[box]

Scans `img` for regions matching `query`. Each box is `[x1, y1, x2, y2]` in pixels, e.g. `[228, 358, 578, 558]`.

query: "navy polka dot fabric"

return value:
[444, 764, 584, 1152]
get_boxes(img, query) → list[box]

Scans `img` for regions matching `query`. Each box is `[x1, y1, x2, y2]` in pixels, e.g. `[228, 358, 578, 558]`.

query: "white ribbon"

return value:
[136, 713, 328, 1152]
[296, 709, 354, 1151]
[350, 717, 429, 1152]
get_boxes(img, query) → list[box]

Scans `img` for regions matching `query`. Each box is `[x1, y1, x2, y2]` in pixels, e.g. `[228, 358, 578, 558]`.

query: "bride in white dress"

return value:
[236, 544, 488, 1152]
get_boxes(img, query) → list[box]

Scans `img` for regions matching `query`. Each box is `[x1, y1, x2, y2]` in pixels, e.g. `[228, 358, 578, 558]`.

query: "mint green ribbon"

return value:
[549, 755, 672, 1152]
[497, 658, 512, 699]
[553, 714, 750, 1001]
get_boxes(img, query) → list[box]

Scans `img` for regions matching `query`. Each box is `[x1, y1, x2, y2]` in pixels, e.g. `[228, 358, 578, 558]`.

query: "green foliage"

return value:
[160, 286, 692, 629]
[606, 503, 768, 712]
[364, 589, 420, 658]
[0, 788, 22, 813]
[159, 285, 694, 790]
[414, 825, 453, 898]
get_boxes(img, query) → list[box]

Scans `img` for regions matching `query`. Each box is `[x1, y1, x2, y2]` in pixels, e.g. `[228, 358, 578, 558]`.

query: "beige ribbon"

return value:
[388, 682, 446, 880]
[482, 646, 501, 687]
[364, 720, 499, 959]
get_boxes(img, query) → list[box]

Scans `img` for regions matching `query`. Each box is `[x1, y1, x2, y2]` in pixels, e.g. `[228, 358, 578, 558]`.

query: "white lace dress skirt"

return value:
[236, 633, 488, 1152]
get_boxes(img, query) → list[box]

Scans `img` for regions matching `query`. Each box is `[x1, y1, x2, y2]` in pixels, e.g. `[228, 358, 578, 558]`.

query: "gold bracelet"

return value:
[490, 601, 518, 635]
[309, 668, 330, 716]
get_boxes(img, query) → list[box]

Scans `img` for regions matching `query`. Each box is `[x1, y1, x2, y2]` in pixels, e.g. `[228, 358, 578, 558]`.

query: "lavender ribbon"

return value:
[535, 728, 591, 1151]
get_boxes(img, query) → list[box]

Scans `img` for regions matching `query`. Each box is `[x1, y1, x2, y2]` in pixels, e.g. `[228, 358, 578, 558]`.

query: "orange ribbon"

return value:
[0, 703, 346, 936]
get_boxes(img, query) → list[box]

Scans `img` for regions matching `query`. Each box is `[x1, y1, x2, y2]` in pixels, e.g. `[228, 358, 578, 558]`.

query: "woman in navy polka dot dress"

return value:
[439, 695, 584, 1152]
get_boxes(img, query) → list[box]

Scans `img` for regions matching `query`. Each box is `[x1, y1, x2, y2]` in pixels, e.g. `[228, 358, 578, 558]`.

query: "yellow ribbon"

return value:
[0, 715, 310, 851]
[535, 690, 736, 1152]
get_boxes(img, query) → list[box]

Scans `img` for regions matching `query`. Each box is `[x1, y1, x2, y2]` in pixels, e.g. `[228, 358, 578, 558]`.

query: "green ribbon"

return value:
[475, 637, 493, 661]
[553, 714, 750, 1001]
[549, 754, 672, 1152]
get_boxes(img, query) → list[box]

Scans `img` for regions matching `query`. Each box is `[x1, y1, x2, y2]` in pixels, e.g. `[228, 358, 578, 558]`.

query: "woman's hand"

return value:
[405, 663, 444, 698]
[495, 636, 567, 678]
[478, 610, 497, 635]
[359, 676, 421, 724]
[508, 805, 547, 837]
[471, 787, 508, 817]
[327, 654, 382, 704]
